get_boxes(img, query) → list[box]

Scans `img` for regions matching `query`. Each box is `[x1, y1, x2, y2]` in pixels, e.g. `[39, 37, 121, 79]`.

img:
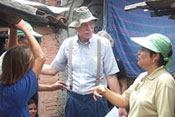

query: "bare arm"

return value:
[39, 80, 67, 91]
[9, 24, 55, 77]
[40, 64, 58, 76]
[107, 74, 121, 94]
[85, 85, 129, 108]
[103, 87, 128, 108]
[107, 75, 128, 116]
[15, 20, 45, 78]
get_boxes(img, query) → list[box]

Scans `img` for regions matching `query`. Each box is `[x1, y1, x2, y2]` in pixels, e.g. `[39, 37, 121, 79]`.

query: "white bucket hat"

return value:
[69, 6, 98, 28]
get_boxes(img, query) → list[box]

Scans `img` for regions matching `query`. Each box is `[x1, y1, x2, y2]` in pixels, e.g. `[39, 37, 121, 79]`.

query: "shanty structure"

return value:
[1, 0, 175, 77]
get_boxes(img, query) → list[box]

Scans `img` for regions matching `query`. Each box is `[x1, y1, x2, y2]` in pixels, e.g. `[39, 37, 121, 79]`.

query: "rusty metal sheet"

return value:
[0, 0, 38, 26]
[0, 0, 68, 33]
[0, 0, 37, 15]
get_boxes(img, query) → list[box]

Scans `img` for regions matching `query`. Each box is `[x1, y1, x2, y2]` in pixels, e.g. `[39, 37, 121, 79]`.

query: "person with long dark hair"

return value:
[0, 19, 45, 117]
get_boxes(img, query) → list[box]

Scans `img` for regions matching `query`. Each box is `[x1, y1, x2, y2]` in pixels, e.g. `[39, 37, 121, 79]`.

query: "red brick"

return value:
[38, 33, 60, 116]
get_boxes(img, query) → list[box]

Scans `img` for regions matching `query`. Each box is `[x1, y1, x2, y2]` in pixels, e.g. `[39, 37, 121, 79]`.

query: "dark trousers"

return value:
[65, 91, 109, 117]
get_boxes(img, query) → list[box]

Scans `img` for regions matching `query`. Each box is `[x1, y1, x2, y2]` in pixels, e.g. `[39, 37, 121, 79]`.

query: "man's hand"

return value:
[39, 81, 67, 91]
[49, 80, 67, 91]
[119, 108, 128, 117]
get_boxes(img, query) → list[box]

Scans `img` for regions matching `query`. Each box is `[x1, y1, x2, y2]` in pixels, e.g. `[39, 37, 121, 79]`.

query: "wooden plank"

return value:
[124, 2, 147, 11]
[0, 28, 8, 32]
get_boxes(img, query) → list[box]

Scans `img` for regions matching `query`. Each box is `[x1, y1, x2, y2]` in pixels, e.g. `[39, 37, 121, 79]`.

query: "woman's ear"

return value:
[152, 53, 160, 64]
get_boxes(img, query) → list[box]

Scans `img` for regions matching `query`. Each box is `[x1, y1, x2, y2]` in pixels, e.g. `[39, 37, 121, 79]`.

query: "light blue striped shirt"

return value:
[51, 34, 119, 94]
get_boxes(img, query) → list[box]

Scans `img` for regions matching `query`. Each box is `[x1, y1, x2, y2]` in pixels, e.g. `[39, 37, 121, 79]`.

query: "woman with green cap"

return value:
[86, 33, 175, 117]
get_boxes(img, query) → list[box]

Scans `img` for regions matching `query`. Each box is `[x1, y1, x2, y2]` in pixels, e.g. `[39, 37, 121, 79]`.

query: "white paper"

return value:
[105, 106, 119, 117]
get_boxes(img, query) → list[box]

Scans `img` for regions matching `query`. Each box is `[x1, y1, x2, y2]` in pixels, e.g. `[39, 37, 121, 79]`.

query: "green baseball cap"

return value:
[17, 22, 42, 37]
[131, 33, 173, 70]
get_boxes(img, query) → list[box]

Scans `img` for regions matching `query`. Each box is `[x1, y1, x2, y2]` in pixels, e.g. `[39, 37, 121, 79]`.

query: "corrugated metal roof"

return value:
[0, 0, 68, 29]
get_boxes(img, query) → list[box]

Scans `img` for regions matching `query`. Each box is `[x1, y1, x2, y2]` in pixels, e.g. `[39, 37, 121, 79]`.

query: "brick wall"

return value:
[38, 31, 61, 117]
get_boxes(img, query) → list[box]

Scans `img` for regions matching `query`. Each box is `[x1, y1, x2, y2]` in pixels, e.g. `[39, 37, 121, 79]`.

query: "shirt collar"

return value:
[75, 34, 96, 48]
[146, 66, 165, 80]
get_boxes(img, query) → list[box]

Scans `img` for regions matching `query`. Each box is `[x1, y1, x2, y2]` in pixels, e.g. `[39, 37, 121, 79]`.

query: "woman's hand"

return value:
[14, 19, 28, 31]
[49, 81, 67, 91]
[85, 85, 107, 101]
[39, 81, 67, 91]
[86, 85, 129, 108]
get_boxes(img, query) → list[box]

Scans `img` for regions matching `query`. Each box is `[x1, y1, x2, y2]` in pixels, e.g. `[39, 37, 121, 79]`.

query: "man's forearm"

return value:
[41, 64, 58, 76]
[39, 84, 52, 91]
[107, 74, 121, 94]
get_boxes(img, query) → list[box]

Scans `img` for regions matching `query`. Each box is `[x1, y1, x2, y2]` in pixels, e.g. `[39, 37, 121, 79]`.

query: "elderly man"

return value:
[41, 6, 120, 117]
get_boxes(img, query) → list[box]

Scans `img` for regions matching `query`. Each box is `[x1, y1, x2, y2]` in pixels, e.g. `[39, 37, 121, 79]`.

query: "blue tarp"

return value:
[107, 0, 175, 77]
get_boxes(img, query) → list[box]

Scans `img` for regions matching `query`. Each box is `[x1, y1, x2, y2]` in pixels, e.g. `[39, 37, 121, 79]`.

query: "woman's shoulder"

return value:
[156, 69, 175, 87]
[25, 70, 37, 79]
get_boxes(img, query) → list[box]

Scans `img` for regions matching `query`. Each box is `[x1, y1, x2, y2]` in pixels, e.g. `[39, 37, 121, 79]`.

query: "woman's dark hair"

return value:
[0, 45, 34, 85]
[149, 49, 172, 67]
